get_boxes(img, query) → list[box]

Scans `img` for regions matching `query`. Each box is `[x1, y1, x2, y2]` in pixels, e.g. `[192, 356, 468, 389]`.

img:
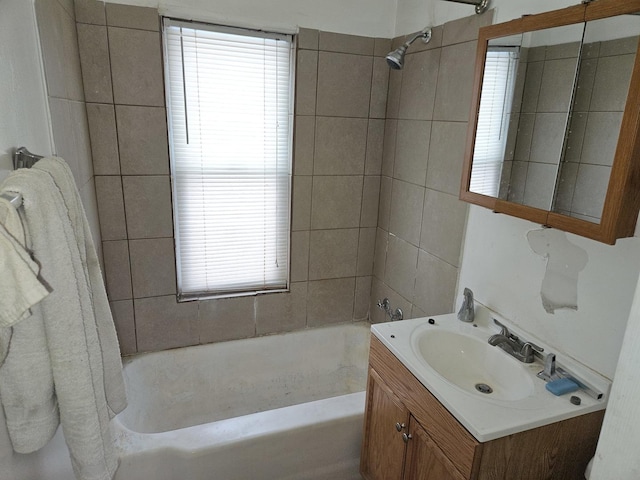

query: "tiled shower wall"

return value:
[74, 0, 389, 354]
[34, 0, 101, 258]
[370, 14, 493, 323]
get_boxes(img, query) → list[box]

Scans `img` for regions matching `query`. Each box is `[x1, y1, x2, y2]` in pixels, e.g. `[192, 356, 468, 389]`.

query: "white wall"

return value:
[458, 206, 640, 380]
[106, 0, 398, 37]
[0, 0, 52, 171]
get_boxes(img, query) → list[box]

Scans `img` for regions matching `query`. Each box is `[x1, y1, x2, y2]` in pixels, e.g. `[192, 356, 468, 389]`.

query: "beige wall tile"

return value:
[311, 176, 363, 229]
[36, 0, 72, 99]
[433, 41, 477, 122]
[122, 175, 174, 239]
[386, 69, 403, 119]
[394, 119, 431, 185]
[374, 38, 392, 57]
[95, 176, 127, 240]
[537, 58, 579, 113]
[361, 176, 381, 228]
[382, 119, 397, 177]
[370, 58, 390, 119]
[545, 41, 580, 60]
[110, 299, 136, 354]
[109, 27, 164, 106]
[292, 175, 312, 231]
[298, 28, 319, 50]
[507, 161, 527, 204]
[523, 162, 557, 211]
[554, 162, 579, 212]
[309, 229, 359, 279]
[75, 0, 106, 25]
[389, 180, 425, 247]
[513, 113, 535, 161]
[520, 61, 543, 114]
[373, 228, 388, 280]
[319, 32, 374, 55]
[316, 52, 372, 118]
[384, 235, 418, 301]
[314, 117, 368, 175]
[86, 103, 120, 175]
[307, 278, 355, 326]
[370, 277, 412, 324]
[135, 295, 198, 352]
[581, 112, 623, 167]
[571, 164, 610, 219]
[420, 190, 467, 267]
[77, 23, 113, 103]
[295, 50, 318, 115]
[102, 240, 132, 300]
[425, 121, 468, 195]
[106, 3, 159, 31]
[129, 238, 177, 298]
[116, 105, 169, 175]
[365, 119, 385, 175]
[354, 276, 372, 320]
[529, 112, 567, 165]
[442, 11, 493, 46]
[256, 283, 307, 335]
[291, 231, 310, 282]
[69, 101, 94, 186]
[398, 49, 440, 120]
[574, 58, 597, 112]
[590, 54, 635, 112]
[293, 116, 315, 175]
[357, 227, 376, 276]
[198, 295, 255, 343]
[413, 250, 457, 315]
[377, 176, 392, 231]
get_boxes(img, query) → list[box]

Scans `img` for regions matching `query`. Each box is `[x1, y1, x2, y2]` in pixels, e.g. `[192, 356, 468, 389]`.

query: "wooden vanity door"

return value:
[404, 416, 467, 480]
[360, 367, 410, 480]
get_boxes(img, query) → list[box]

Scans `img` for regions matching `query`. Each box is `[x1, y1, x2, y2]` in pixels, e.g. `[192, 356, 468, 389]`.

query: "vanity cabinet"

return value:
[360, 336, 605, 480]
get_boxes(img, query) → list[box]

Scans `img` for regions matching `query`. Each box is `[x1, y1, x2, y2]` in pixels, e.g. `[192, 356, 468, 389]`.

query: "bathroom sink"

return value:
[411, 330, 535, 401]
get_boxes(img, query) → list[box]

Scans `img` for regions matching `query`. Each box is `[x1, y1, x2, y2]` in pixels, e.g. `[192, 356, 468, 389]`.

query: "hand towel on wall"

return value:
[0, 163, 126, 480]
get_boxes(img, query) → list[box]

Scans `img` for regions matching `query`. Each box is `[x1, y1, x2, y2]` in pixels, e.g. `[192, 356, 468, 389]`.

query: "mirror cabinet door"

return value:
[469, 23, 585, 210]
[552, 15, 640, 224]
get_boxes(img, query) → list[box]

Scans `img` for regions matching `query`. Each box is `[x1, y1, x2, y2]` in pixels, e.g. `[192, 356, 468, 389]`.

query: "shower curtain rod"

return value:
[442, 0, 489, 14]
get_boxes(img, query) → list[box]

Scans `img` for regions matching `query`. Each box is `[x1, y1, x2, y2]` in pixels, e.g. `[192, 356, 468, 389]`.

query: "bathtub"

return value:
[112, 322, 371, 480]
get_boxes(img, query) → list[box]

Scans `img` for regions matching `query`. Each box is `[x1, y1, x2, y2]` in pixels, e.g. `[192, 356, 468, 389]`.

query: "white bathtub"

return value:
[112, 322, 371, 480]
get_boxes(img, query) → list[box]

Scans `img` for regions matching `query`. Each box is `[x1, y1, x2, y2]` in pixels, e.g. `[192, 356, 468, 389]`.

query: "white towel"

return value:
[0, 197, 57, 451]
[0, 163, 126, 480]
[34, 158, 126, 416]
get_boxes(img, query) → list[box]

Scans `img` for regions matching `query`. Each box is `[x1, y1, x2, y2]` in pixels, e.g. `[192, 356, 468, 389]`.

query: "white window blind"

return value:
[163, 18, 294, 300]
[471, 47, 519, 197]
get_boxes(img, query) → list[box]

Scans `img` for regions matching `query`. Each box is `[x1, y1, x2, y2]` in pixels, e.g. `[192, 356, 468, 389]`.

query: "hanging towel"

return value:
[0, 163, 126, 480]
[0, 197, 56, 452]
[34, 158, 126, 416]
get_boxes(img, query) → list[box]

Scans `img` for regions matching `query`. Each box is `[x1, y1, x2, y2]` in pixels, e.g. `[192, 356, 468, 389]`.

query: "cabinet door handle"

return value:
[395, 422, 406, 432]
[402, 433, 413, 443]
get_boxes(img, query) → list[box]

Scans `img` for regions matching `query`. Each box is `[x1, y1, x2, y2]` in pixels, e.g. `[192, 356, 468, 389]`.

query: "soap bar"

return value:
[546, 378, 579, 396]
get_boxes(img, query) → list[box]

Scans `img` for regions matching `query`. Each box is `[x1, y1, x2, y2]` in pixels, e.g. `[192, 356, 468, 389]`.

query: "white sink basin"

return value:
[412, 329, 535, 401]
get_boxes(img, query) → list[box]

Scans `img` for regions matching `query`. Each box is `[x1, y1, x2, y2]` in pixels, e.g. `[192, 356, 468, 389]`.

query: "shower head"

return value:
[385, 27, 432, 70]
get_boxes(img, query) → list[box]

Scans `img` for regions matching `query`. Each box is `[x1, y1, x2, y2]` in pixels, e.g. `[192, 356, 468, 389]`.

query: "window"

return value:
[163, 18, 294, 300]
[471, 46, 519, 197]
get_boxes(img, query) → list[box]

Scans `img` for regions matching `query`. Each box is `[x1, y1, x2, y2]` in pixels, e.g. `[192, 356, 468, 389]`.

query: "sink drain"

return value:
[475, 383, 493, 394]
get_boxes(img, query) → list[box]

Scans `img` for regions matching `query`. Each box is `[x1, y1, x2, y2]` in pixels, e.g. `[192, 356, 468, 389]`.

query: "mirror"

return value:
[553, 16, 640, 223]
[462, 0, 640, 244]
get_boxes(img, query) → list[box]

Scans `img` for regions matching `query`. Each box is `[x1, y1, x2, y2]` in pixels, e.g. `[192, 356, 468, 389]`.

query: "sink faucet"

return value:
[487, 319, 543, 363]
[457, 288, 474, 323]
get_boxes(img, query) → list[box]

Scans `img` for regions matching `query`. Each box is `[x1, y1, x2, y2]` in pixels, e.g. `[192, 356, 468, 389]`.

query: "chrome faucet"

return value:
[487, 319, 543, 363]
[457, 288, 474, 323]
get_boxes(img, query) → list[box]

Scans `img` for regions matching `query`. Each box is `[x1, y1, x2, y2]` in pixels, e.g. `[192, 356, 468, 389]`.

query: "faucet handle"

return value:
[520, 341, 544, 355]
[493, 318, 510, 336]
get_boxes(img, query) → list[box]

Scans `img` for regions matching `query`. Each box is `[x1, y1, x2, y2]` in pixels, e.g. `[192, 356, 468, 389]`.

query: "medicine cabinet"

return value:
[461, 0, 640, 244]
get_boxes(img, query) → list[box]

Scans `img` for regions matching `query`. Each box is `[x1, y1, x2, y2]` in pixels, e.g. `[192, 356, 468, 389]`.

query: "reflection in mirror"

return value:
[553, 15, 640, 224]
[469, 23, 585, 210]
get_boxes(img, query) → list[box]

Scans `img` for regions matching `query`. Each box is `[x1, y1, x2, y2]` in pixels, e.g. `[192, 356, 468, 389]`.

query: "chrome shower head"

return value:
[385, 27, 432, 70]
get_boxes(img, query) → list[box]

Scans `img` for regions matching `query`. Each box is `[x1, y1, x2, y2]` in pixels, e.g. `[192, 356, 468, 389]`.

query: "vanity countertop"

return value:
[371, 305, 611, 442]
